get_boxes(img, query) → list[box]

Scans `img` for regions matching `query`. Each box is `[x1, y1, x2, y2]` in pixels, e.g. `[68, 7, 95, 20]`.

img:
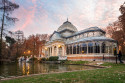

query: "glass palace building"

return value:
[40, 20, 117, 61]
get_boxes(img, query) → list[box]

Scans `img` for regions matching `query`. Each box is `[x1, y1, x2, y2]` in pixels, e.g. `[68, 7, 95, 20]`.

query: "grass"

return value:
[1, 62, 125, 83]
[63, 60, 89, 65]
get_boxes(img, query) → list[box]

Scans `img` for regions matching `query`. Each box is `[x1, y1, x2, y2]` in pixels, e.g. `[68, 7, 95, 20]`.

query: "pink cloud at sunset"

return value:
[8, 0, 124, 37]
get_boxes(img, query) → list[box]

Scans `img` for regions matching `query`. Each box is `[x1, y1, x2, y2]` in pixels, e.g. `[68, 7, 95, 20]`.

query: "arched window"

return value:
[109, 44, 113, 54]
[94, 32, 100, 37]
[95, 42, 100, 53]
[101, 42, 105, 53]
[81, 43, 87, 54]
[84, 33, 88, 37]
[73, 45, 76, 54]
[66, 46, 69, 55]
[88, 32, 93, 37]
[58, 46, 62, 56]
[88, 42, 93, 53]
[70, 45, 72, 54]
[77, 44, 80, 54]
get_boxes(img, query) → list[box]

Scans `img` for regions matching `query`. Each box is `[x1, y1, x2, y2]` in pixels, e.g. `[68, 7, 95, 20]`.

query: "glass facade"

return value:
[73, 45, 76, 54]
[66, 42, 116, 55]
[101, 42, 105, 53]
[95, 42, 100, 53]
[88, 42, 93, 53]
[81, 43, 87, 54]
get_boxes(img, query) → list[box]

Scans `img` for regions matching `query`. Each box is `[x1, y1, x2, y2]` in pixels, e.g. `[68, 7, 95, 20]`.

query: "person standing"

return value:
[118, 46, 123, 63]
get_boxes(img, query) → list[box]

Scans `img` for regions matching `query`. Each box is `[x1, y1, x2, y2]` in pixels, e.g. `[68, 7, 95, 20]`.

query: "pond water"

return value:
[0, 62, 98, 79]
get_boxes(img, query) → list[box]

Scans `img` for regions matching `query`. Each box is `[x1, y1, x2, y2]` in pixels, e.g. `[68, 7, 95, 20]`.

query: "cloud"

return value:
[9, 0, 125, 37]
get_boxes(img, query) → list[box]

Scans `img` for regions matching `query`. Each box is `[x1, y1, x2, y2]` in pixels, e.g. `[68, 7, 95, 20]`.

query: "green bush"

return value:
[41, 58, 46, 61]
[29, 57, 37, 61]
[48, 56, 59, 61]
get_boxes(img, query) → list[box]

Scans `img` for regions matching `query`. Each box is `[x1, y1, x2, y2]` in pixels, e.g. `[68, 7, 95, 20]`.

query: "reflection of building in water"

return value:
[40, 19, 118, 61]
[26, 63, 30, 75]
[58, 65, 67, 71]
[19, 62, 30, 75]
[22, 62, 26, 75]
[35, 63, 49, 73]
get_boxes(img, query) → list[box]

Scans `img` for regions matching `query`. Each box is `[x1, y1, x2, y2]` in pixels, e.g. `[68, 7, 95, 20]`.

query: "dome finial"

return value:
[67, 17, 68, 21]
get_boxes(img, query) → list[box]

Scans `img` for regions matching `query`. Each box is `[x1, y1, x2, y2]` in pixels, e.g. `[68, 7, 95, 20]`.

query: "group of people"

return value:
[114, 46, 124, 63]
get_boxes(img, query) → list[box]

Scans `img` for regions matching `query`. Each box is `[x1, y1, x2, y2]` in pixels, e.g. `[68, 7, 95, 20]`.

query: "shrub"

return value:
[48, 56, 59, 61]
[41, 58, 46, 61]
[29, 57, 37, 61]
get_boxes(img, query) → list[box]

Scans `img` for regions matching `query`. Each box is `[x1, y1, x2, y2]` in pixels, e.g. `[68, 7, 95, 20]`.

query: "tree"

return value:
[5, 36, 16, 46]
[119, 2, 125, 33]
[0, 0, 19, 58]
[23, 34, 49, 57]
[106, 2, 125, 55]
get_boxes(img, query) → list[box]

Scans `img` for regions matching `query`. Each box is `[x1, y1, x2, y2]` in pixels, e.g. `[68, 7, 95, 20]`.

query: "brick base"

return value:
[67, 56, 116, 61]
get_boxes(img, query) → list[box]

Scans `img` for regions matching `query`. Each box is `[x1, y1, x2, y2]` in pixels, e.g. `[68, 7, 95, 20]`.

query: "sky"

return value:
[8, 0, 124, 37]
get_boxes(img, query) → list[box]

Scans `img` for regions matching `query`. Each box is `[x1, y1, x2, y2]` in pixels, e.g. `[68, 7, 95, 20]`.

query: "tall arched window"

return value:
[94, 32, 100, 37]
[58, 46, 62, 56]
[79, 44, 82, 54]
[81, 43, 87, 54]
[102, 42, 105, 53]
[73, 45, 76, 54]
[88, 32, 93, 37]
[84, 33, 88, 37]
[70, 45, 72, 54]
[88, 42, 93, 53]
[109, 44, 112, 54]
[77, 44, 80, 54]
[66, 46, 69, 55]
[54, 46, 57, 56]
[95, 42, 100, 53]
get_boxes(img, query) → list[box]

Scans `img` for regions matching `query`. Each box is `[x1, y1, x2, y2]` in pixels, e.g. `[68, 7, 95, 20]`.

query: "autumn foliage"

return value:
[106, 2, 125, 55]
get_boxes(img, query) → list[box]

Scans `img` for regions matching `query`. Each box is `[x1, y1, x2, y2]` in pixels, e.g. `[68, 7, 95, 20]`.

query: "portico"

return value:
[42, 41, 66, 57]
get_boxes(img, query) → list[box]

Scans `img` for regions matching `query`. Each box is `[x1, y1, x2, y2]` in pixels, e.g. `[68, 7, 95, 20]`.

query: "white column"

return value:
[76, 44, 78, 54]
[79, 44, 81, 54]
[50, 47, 52, 56]
[48, 48, 50, 56]
[48, 48, 49, 56]
[52, 46, 54, 56]
[62, 46, 64, 56]
[64, 45, 66, 56]
[49, 47, 51, 56]
[68, 45, 71, 54]
[57, 46, 58, 56]
[93, 42, 95, 53]
[87, 42, 88, 54]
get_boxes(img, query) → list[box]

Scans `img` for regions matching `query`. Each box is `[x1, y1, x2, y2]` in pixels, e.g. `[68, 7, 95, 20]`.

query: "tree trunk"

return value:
[0, 0, 5, 59]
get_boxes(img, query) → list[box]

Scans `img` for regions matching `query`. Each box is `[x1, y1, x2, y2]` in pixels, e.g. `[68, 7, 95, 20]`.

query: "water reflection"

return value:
[0, 62, 97, 79]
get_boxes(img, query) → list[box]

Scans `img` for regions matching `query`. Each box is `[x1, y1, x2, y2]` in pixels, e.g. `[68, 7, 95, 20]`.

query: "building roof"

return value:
[50, 31, 62, 41]
[66, 36, 117, 44]
[64, 27, 106, 38]
[57, 20, 78, 32]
